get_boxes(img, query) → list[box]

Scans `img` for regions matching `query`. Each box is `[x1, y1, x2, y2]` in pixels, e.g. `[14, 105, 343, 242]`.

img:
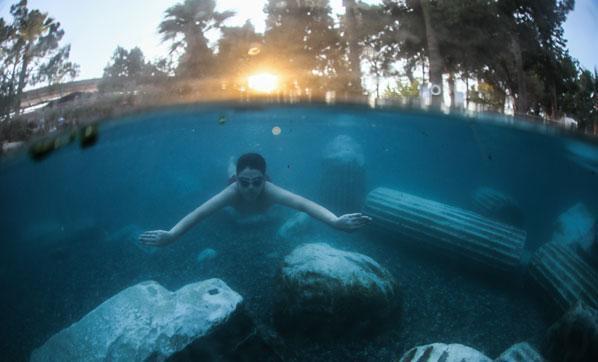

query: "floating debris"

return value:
[79, 124, 98, 148]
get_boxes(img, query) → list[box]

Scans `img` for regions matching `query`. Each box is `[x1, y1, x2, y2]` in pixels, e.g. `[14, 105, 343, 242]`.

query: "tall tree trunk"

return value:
[465, 76, 469, 110]
[421, 0, 443, 109]
[510, 35, 528, 115]
[448, 71, 455, 110]
[15, 47, 31, 116]
[343, 0, 364, 96]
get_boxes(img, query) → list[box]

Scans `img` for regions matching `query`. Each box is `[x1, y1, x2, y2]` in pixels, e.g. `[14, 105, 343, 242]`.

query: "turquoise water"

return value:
[0, 104, 596, 360]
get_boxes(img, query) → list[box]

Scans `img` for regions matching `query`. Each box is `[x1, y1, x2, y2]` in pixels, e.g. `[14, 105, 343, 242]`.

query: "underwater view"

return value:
[0, 104, 597, 361]
[1, 0, 597, 361]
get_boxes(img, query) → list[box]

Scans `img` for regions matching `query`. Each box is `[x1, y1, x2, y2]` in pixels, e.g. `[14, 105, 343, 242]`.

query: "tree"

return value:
[158, 0, 234, 78]
[0, 18, 16, 117]
[33, 45, 79, 86]
[342, 2, 396, 99]
[0, 0, 77, 117]
[263, 0, 348, 97]
[213, 21, 263, 82]
[560, 67, 598, 132]
[99, 46, 157, 92]
[341, 0, 365, 96]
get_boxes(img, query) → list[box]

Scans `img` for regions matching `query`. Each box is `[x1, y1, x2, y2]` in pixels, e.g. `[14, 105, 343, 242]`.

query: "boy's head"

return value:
[236, 153, 266, 175]
[236, 153, 266, 201]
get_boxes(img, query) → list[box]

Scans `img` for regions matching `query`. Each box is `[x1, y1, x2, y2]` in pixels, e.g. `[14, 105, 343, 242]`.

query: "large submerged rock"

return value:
[31, 279, 245, 361]
[398, 343, 491, 362]
[543, 302, 598, 362]
[274, 243, 398, 336]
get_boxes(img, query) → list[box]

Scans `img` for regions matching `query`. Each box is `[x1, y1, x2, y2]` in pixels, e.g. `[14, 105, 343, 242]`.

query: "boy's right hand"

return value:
[139, 230, 174, 247]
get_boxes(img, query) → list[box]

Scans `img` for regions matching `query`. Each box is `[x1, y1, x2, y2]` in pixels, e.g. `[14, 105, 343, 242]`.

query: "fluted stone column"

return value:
[364, 187, 527, 271]
[529, 242, 598, 311]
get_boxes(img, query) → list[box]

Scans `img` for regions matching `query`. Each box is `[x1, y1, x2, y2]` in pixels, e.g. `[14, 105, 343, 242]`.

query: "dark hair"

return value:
[236, 153, 266, 175]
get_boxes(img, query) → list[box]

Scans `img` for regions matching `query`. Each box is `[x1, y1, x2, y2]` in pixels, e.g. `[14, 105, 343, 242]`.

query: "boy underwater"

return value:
[139, 153, 372, 246]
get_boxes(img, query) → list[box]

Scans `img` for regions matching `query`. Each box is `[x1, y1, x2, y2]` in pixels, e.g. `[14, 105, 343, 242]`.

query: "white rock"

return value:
[550, 203, 596, 253]
[31, 278, 242, 362]
[399, 343, 491, 362]
[282, 243, 395, 296]
[276, 243, 397, 334]
[196, 248, 218, 264]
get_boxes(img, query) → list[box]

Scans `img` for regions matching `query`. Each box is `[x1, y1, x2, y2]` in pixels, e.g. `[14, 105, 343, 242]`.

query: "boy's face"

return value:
[236, 167, 265, 201]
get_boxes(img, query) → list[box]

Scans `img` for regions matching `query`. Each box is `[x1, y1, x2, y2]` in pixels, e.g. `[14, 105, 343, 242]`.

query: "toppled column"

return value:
[319, 135, 366, 215]
[363, 187, 527, 271]
[471, 186, 525, 228]
[529, 242, 598, 311]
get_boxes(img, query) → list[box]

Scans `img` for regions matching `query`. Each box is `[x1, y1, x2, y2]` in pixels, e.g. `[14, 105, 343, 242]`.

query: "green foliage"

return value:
[33, 45, 79, 86]
[384, 79, 419, 99]
[468, 82, 506, 113]
[560, 68, 598, 131]
[0, 0, 77, 118]
[262, 0, 349, 95]
[99, 47, 166, 93]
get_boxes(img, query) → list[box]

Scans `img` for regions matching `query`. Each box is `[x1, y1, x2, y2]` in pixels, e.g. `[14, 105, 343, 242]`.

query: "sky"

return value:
[0, 0, 596, 82]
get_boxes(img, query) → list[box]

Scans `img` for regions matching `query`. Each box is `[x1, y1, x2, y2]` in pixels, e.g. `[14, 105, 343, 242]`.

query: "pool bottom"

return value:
[1, 215, 552, 361]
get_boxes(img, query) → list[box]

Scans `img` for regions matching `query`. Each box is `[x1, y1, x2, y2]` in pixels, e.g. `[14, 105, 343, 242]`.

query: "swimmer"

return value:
[139, 153, 372, 246]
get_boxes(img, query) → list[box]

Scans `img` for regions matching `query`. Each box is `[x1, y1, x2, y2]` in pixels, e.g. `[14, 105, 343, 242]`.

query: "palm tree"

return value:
[159, 0, 234, 78]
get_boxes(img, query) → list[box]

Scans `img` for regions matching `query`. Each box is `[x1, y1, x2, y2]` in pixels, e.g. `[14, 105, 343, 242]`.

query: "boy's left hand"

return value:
[335, 213, 372, 232]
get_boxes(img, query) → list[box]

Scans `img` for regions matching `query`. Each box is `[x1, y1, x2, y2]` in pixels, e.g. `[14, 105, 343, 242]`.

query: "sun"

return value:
[247, 73, 279, 93]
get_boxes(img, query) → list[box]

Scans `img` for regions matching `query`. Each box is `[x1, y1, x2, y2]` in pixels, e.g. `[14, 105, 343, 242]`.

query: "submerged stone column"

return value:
[363, 187, 527, 271]
[319, 135, 366, 215]
[529, 242, 598, 311]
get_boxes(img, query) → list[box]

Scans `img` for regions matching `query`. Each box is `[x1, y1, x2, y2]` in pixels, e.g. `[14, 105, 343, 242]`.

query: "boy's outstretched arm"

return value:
[268, 183, 371, 232]
[139, 185, 236, 246]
